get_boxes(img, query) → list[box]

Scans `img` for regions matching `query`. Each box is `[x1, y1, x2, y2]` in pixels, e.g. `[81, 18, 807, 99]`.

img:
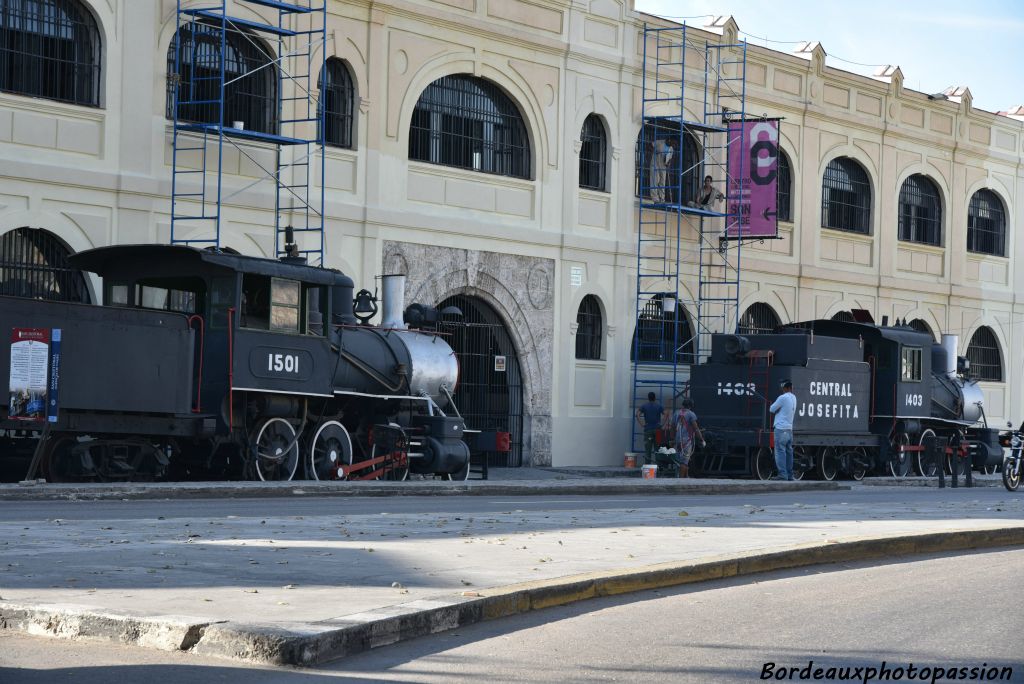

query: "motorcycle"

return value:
[1000, 422, 1021, 492]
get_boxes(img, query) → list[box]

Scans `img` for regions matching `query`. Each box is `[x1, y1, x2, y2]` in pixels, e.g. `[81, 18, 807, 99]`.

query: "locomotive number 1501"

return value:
[268, 352, 300, 374]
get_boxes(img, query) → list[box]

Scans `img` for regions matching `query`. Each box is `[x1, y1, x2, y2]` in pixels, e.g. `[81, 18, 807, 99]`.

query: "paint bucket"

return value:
[642, 464, 658, 479]
[624, 453, 637, 468]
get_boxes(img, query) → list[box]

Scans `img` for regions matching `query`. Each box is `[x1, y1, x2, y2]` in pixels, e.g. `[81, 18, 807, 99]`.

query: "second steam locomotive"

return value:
[689, 316, 1001, 479]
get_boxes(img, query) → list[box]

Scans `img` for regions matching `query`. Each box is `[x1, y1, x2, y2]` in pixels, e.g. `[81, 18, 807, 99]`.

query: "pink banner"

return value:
[726, 120, 779, 238]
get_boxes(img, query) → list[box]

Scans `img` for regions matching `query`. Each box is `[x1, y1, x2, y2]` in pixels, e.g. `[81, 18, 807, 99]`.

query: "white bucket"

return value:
[641, 464, 658, 479]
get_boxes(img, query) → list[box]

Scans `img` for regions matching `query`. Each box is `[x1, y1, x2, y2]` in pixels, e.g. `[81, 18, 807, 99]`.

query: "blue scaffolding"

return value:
[169, 0, 326, 264]
[632, 23, 747, 451]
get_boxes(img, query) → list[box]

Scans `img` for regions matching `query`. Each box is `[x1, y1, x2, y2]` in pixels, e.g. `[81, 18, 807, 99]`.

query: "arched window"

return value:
[635, 120, 700, 204]
[0, 228, 90, 303]
[0, 0, 101, 106]
[831, 311, 856, 323]
[898, 175, 942, 246]
[967, 189, 1006, 257]
[821, 157, 871, 234]
[738, 303, 781, 335]
[631, 297, 695, 364]
[575, 295, 603, 360]
[319, 57, 354, 148]
[777, 150, 792, 222]
[966, 326, 1002, 381]
[408, 74, 530, 179]
[579, 114, 607, 191]
[908, 318, 935, 340]
[167, 22, 277, 135]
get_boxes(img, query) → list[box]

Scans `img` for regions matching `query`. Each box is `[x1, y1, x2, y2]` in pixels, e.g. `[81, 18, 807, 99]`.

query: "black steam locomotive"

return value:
[0, 243, 505, 482]
[688, 316, 1003, 480]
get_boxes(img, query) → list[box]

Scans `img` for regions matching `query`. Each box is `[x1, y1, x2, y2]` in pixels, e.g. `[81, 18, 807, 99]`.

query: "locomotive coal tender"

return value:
[689, 316, 1002, 480]
[0, 242, 507, 482]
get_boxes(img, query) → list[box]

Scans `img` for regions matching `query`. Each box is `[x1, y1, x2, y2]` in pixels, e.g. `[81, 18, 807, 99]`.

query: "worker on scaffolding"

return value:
[688, 175, 725, 212]
[650, 138, 673, 203]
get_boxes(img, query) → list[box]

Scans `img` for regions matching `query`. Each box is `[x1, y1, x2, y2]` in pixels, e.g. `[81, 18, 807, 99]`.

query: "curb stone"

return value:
[0, 603, 215, 651]
[0, 480, 843, 502]
[3, 525, 1022, 666]
[859, 478, 1000, 488]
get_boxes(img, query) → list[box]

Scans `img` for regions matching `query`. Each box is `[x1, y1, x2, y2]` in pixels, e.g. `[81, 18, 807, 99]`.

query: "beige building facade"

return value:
[1, 0, 1022, 466]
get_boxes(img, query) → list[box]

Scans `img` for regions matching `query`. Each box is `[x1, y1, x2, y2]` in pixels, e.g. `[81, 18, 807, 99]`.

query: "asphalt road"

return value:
[0, 485, 1016, 522]
[2, 549, 1021, 683]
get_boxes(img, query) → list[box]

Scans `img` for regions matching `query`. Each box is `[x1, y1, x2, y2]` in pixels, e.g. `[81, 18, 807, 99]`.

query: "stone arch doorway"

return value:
[438, 294, 524, 467]
[0, 228, 91, 303]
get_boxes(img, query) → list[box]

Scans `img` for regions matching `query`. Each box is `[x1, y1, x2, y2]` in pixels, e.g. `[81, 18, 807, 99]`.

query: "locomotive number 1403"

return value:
[268, 352, 300, 374]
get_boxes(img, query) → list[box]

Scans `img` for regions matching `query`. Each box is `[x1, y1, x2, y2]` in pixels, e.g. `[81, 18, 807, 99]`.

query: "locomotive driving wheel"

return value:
[40, 434, 80, 483]
[369, 444, 408, 481]
[946, 429, 967, 477]
[308, 421, 353, 481]
[915, 429, 939, 477]
[887, 432, 912, 478]
[252, 417, 300, 481]
[843, 447, 870, 481]
[791, 446, 810, 481]
[752, 446, 775, 480]
[815, 446, 840, 481]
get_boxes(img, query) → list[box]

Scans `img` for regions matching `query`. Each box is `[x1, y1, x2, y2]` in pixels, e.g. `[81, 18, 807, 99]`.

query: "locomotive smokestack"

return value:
[380, 274, 407, 329]
[941, 334, 958, 377]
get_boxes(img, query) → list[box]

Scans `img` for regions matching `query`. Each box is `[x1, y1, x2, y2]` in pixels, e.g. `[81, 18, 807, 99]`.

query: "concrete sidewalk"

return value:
[1, 482, 1022, 665]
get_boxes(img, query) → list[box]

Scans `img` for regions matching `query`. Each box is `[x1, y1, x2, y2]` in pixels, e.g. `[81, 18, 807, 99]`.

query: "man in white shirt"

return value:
[650, 139, 673, 202]
[769, 380, 797, 480]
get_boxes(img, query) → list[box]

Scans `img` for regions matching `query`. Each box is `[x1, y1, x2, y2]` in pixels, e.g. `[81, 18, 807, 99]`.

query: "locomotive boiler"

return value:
[688, 317, 1002, 480]
[0, 243, 504, 482]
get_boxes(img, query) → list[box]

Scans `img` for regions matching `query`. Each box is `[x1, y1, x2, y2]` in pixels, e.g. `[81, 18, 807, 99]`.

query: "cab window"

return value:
[270, 278, 300, 333]
[901, 347, 922, 382]
[242, 274, 303, 334]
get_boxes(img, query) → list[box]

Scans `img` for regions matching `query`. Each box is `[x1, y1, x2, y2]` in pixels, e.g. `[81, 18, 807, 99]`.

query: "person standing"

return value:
[650, 139, 673, 203]
[635, 392, 664, 465]
[769, 380, 797, 480]
[673, 398, 705, 478]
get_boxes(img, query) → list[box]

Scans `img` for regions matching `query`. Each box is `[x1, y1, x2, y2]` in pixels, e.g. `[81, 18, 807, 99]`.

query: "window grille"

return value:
[579, 114, 607, 191]
[908, 318, 934, 340]
[0, 227, 90, 303]
[0, 0, 101, 106]
[898, 175, 942, 246]
[831, 311, 855, 323]
[967, 189, 1006, 257]
[319, 57, 354, 148]
[635, 121, 701, 204]
[777, 150, 792, 222]
[167, 22, 277, 134]
[631, 297, 695, 364]
[821, 157, 871, 234]
[738, 303, 781, 335]
[575, 295, 603, 360]
[966, 327, 1002, 381]
[408, 74, 530, 179]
